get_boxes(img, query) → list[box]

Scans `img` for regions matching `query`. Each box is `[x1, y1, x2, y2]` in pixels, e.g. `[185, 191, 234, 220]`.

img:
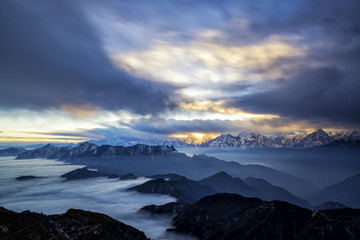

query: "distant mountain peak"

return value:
[17, 143, 177, 160]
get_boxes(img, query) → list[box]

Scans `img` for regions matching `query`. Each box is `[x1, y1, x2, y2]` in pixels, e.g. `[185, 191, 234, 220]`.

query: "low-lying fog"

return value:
[0, 157, 195, 240]
[179, 147, 360, 187]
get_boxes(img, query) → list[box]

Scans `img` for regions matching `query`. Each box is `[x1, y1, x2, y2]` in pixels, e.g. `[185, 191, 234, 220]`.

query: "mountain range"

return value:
[2, 129, 359, 152]
[201, 129, 360, 149]
[89, 129, 360, 149]
[91, 129, 360, 149]
[15, 142, 317, 197]
[16, 142, 176, 160]
[133, 171, 310, 208]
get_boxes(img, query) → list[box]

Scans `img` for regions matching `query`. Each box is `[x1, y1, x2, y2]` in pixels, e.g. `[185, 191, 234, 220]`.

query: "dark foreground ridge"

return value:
[169, 193, 360, 240]
[0, 206, 149, 240]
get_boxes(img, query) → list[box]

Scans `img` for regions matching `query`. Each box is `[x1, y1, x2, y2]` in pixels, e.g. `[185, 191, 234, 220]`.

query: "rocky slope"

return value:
[0, 206, 149, 240]
[170, 193, 360, 240]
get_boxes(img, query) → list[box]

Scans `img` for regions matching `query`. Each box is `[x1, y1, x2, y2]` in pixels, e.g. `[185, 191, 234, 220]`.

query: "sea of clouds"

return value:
[0, 156, 195, 240]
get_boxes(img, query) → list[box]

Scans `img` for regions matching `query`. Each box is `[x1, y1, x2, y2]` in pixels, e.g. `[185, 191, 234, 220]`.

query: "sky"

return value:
[1, 0, 360, 145]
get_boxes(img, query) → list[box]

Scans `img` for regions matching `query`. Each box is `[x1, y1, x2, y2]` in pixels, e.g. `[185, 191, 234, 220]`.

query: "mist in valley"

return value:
[0, 157, 195, 240]
[179, 147, 360, 188]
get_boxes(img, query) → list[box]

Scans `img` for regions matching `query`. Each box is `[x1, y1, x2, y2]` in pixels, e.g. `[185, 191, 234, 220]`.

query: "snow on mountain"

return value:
[17, 142, 177, 160]
[331, 130, 360, 141]
[77, 129, 360, 150]
[201, 129, 360, 149]
[202, 134, 239, 148]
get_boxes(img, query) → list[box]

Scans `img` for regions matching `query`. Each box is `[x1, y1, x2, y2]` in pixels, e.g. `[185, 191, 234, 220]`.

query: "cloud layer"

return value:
[0, 157, 190, 239]
[1, 0, 359, 143]
[0, 1, 175, 115]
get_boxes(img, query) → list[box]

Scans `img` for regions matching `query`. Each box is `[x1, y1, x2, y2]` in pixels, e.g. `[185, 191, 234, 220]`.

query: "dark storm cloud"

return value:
[216, 0, 360, 129]
[0, 0, 175, 114]
[124, 118, 244, 135]
[229, 67, 360, 128]
[1, 0, 359, 133]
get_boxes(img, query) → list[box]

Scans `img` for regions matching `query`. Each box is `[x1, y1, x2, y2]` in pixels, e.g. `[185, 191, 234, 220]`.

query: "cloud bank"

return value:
[0, 1, 176, 115]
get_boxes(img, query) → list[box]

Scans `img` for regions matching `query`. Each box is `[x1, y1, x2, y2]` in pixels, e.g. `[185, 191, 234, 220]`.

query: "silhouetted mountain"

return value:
[314, 201, 348, 210]
[0, 147, 25, 156]
[119, 173, 137, 180]
[61, 167, 104, 181]
[0, 206, 149, 240]
[107, 173, 123, 179]
[310, 173, 360, 208]
[61, 167, 136, 181]
[147, 173, 184, 181]
[140, 202, 189, 215]
[198, 172, 260, 198]
[191, 154, 317, 197]
[128, 177, 216, 203]
[15, 176, 45, 181]
[243, 177, 311, 208]
[170, 193, 360, 240]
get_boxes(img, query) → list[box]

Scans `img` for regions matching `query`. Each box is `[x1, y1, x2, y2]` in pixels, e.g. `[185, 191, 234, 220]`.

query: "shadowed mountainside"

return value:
[128, 177, 215, 203]
[170, 193, 360, 240]
[0, 147, 25, 156]
[310, 173, 360, 208]
[243, 176, 311, 208]
[197, 171, 260, 198]
[0, 206, 149, 240]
